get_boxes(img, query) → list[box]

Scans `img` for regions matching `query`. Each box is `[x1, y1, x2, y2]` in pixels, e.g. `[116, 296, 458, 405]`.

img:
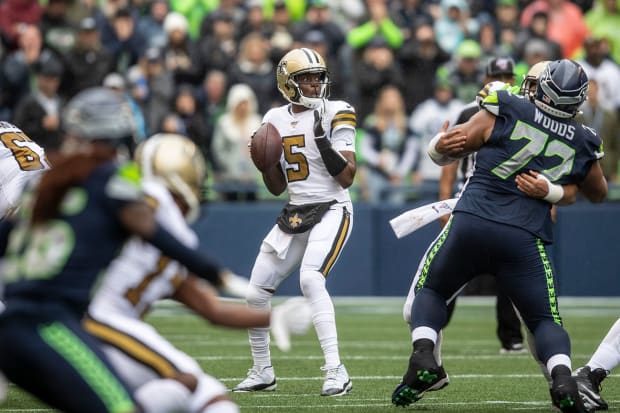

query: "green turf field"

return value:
[1, 297, 618, 412]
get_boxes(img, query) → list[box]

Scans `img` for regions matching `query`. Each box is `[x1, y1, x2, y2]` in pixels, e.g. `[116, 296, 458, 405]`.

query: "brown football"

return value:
[250, 122, 282, 172]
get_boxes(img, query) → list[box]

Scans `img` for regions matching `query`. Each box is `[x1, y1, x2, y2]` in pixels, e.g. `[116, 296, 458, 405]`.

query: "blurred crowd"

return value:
[0, 0, 619, 203]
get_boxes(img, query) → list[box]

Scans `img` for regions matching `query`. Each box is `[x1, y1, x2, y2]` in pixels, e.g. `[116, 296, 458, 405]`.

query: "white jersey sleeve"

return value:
[263, 100, 356, 204]
[0, 122, 50, 218]
[89, 179, 199, 319]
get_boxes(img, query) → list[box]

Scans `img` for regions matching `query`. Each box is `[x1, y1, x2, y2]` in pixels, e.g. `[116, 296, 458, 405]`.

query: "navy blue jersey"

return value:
[3, 161, 142, 315]
[454, 90, 603, 243]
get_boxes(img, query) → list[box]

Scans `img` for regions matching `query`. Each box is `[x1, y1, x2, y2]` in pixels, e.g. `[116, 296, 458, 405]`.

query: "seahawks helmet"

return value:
[135, 133, 206, 223]
[276, 48, 330, 109]
[534, 59, 588, 118]
[62, 87, 135, 141]
[519, 60, 550, 102]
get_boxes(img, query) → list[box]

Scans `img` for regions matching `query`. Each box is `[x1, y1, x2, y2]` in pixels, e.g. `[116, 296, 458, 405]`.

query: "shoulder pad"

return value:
[105, 161, 143, 201]
[580, 124, 605, 160]
[480, 89, 525, 116]
[328, 100, 356, 130]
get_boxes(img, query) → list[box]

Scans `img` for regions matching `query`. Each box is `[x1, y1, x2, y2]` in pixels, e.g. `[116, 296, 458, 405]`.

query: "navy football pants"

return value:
[411, 211, 570, 363]
[0, 302, 137, 413]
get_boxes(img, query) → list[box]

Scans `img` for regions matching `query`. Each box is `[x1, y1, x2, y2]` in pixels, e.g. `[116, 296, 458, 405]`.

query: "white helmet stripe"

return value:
[300, 47, 318, 64]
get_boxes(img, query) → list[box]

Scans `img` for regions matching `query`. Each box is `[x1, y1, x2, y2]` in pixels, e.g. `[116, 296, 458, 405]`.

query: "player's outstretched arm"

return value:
[173, 275, 270, 328]
[431, 110, 497, 167]
[118, 201, 222, 286]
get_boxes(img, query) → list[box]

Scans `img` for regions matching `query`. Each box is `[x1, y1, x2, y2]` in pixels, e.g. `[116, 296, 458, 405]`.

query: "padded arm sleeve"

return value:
[315, 137, 349, 176]
[146, 224, 222, 286]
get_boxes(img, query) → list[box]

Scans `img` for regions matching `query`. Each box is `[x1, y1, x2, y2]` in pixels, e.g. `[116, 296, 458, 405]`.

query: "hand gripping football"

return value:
[250, 122, 282, 172]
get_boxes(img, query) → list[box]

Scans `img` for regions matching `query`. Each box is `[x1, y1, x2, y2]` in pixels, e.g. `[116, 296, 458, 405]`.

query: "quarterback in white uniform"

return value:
[0, 121, 50, 220]
[85, 134, 271, 413]
[233, 47, 356, 397]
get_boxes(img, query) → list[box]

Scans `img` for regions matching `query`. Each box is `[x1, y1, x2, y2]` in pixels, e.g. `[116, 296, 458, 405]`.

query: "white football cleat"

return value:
[320, 364, 352, 397]
[232, 366, 277, 392]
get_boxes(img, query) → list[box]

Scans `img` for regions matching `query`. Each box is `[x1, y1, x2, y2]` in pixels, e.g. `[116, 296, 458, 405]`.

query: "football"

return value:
[250, 122, 282, 172]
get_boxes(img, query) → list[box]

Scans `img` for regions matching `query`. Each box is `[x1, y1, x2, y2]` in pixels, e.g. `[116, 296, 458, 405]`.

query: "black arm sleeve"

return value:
[314, 137, 348, 176]
[146, 224, 223, 286]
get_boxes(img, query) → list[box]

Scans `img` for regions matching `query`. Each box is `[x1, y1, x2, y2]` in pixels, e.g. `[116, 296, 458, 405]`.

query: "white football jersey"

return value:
[264, 100, 356, 204]
[89, 179, 198, 319]
[0, 122, 50, 218]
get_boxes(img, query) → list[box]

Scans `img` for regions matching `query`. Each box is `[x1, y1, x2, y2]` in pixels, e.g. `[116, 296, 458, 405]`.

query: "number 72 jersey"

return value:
[455, 90, 603, 243]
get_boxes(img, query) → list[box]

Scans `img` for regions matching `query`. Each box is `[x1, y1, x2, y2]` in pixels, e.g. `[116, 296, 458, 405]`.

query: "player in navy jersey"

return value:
[438, 57, 526, 356]
[392, 59, 607, 413]
[0, 87, 244, 413]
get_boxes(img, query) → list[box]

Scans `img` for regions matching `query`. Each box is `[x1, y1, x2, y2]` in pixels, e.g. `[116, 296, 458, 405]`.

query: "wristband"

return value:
[315, 137, 348, 176]
[537, 174, 564, 204]
[427, 132, 455, 166]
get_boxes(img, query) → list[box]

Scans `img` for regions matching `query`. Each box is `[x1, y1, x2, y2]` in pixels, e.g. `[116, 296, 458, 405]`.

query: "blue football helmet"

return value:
[534, 59, 588, 119]
[62, 87, 135, 141]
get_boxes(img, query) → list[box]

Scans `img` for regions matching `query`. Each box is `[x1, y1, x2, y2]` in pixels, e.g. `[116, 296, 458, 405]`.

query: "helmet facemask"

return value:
[519, 61, 550, 102]
[288, 69, 330, 109]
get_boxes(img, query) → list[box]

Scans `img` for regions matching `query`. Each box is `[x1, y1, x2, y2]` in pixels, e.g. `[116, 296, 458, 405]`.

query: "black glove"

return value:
[313, 110, 325, 138]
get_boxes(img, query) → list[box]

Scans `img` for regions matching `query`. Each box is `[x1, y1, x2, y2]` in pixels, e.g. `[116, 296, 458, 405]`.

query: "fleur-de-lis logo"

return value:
[289, 213, 303, 228]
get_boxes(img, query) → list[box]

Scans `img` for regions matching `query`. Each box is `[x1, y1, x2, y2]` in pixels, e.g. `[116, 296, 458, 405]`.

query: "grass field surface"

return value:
[1, 297, 618, 412]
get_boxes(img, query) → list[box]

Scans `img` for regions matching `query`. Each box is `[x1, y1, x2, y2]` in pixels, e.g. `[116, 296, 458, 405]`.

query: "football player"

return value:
[392, 59, 607, 413]
[0, 122, 52, 312]
[435, 57, 527, 359]
[0, 122, 51, 400]
[400, 61, 579, 391]
[0, 87, 245, 413]
[85, 133, 270, 413]
[233, 47, 357, 396]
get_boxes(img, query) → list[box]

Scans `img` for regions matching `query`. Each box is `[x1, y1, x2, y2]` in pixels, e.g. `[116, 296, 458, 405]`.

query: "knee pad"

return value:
[299, 270, 327, 300]
[246, 284, 273, 309]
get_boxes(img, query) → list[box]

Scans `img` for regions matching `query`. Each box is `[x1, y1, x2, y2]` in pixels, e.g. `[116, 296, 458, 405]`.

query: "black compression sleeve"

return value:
[146, 224, 222, 286]
[315, 137, 348, 176]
